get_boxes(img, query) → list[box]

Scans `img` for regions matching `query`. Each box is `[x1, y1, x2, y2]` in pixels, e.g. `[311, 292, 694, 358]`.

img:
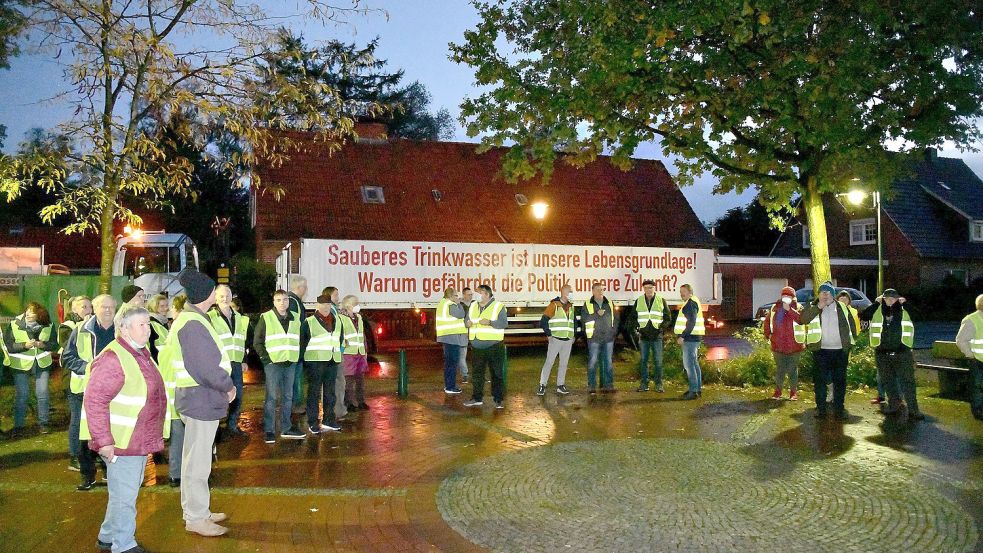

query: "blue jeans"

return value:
[639, 338, 664, 386]
[442, 343, 462, 390]
[264, 362, 295, 434]
[682, 341, 702, 393]
[587, 341, 614, 389]
[13, 368, 49, 427]
[292, 361, 304, 409]
[67, 391, 83, 456]
[228, 362, 244, 428]
[458, 345, 469, 378]
[98, 454, 147, 553]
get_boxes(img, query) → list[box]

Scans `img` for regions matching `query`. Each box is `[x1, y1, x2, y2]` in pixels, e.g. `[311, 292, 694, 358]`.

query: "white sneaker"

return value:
[186, 518, 228, 537]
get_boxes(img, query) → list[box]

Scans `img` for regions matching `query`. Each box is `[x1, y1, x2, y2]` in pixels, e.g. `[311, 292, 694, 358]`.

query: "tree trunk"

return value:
[802, 175, 832, 292]
[98, 179, 118, 294]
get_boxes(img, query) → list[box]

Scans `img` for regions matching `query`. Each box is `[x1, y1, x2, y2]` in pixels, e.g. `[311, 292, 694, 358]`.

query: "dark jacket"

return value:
[860, 300, 911, 352]
[800, 301, 858, 353]
[584, 296, 618, 344]
[174, 304, 234, 421]
[57, 314, 85, 351]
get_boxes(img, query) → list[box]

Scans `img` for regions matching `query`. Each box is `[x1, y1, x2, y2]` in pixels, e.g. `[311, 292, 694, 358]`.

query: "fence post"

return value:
[397, 348, 408, 398]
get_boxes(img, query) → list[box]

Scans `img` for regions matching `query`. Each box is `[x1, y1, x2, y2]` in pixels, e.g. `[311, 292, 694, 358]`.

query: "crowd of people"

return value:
[1, 271, 982, 552]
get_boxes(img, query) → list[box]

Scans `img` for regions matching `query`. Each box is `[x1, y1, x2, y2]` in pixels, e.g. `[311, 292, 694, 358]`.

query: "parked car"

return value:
[755, 287, 872, 322]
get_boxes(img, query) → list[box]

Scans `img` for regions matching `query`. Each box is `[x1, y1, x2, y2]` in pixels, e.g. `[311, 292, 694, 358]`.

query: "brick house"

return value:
[770, 149, 983, 294]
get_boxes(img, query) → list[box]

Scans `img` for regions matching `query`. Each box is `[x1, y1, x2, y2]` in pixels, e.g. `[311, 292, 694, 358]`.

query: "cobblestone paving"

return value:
[437, 437, 978, 553]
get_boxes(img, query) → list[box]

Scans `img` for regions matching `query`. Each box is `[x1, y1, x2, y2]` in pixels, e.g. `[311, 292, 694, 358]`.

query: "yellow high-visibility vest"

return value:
[260, 310, 301, 364]
[435, 298, 467, 338]
[209, 310, 249, 363]
[548, 301, 575, 339]
[468, 300, 506, 342]
[340, 314, 366, 356]
[635, 294, 665, 328]
[766, 308, 809, 345]
[8, 322, 54, 370]
[673, 297, 706, 336]
[583, 299, 614, 339]
[304, 315, 342, 362]
[962, 311, 983, 361]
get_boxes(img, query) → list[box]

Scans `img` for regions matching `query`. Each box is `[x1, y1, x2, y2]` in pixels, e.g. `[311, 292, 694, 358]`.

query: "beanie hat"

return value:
[316, 293, 333, 304]
[120, 285, 143, 303]
[882, 288, 900, 298]
[179, 270, 216, 305]
[818, 281, 836, 296]
[780, 286, 796, 298]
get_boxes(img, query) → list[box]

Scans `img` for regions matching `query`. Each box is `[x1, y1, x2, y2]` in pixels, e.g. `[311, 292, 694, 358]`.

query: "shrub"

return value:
[230, 254, 277, 313]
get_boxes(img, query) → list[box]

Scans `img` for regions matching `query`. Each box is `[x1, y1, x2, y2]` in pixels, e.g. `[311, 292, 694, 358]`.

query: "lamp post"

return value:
[846, 183, 883, 295]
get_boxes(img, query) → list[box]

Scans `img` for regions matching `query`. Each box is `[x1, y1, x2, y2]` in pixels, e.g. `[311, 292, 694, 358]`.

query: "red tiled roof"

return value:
[0, 226, 102, 270]
[254, 133, 717, 249]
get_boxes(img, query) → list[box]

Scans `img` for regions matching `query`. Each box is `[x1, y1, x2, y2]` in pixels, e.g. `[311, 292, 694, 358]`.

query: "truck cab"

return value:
[113, 231, 198, 297]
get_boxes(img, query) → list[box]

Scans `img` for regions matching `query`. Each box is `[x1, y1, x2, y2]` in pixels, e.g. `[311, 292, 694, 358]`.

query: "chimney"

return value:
[354, 121, 388, 144]
[925, 147, 938, 162]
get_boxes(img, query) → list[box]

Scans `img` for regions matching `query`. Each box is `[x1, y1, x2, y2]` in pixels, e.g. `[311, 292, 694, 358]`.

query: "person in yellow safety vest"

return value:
[165, 269, 235, 538]
[537, 284, 576, 396]
[859, 288, 923, 421]
[319, 286, 349, 423]
[81, 305, 168, 553]
[956, 294, 983, 421]
[835, 290, 868, 405]
[339, 294, 370, 412]
[633, 279, 673, 393]
[57, 295, 92, 471]
[61, 294, 117, 490]
[252, 289, 305, 445]
[800, 281, 859, 420]
[462, 284, 508, 409]
[674, 284, 705, 400]
[287, 275, 309, 425]
[583, 282, 618, 394]
[146, 293, 170, 363]
[763, 286, 806, 401]
[209, 285, 250, 436]
[436, 287, 468, 394]
[3, 301, 58, 436]
[300, 293, 344, 434]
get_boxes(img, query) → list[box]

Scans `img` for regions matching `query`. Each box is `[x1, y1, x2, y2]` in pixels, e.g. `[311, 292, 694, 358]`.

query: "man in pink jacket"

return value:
[84, 306, 166, 553]
[763, 286, 805, 401]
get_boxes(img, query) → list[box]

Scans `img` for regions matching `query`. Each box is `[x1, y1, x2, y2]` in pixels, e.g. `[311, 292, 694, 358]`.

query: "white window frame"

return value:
[971, 220, 983, 242]
[849, 218, 876, 246]
[801, 224, 810, 249]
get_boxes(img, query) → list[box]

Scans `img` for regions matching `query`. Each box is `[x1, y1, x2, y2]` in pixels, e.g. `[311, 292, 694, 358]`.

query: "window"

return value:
[801, 225, 810, 249]
[972, 221, 983, 242]
[948, 269, 968, 286]
[361, 185, 385, 204]
[849, 219, 876, 245]
[123, 247, 169, 277]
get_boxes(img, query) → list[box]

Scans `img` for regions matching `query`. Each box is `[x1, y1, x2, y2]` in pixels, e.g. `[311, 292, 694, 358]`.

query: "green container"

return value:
[16, 275, 130, 320]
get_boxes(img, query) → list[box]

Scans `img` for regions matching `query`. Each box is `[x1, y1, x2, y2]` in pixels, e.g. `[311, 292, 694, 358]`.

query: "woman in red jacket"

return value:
[763, 286, 805, 400]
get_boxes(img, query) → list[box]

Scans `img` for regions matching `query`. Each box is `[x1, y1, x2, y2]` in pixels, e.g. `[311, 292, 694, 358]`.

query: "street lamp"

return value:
[844, 181, 883, 295]
[531, 201, 549, 221]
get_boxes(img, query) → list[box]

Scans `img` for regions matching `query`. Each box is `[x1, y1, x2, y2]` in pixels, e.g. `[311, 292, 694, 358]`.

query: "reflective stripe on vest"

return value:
[164, 310, 232, 392]
[468, 300, 506, 342]
[963, 311, 983, 361]
[548, 301, 575, 339]
[767, 308, 809, 345]
[8, 323, 54, 370]
[634, 295, 664, 328]
[79, 341, 159, 448]
[435, 298, 467, 337]
[304, 315, 342, 362]
[805, 302, 853, 345]
[583, 300, 613, 339]
[340, 314, 366, 355]
[870, 308, 914, 348]
[209, 310, 249, 363]
[261, 310, 301, 364]
[673, 297, 706, 336]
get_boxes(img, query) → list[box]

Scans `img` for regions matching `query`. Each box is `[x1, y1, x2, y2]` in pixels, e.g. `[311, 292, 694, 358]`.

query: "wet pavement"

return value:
[1, 347, 982, 552]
